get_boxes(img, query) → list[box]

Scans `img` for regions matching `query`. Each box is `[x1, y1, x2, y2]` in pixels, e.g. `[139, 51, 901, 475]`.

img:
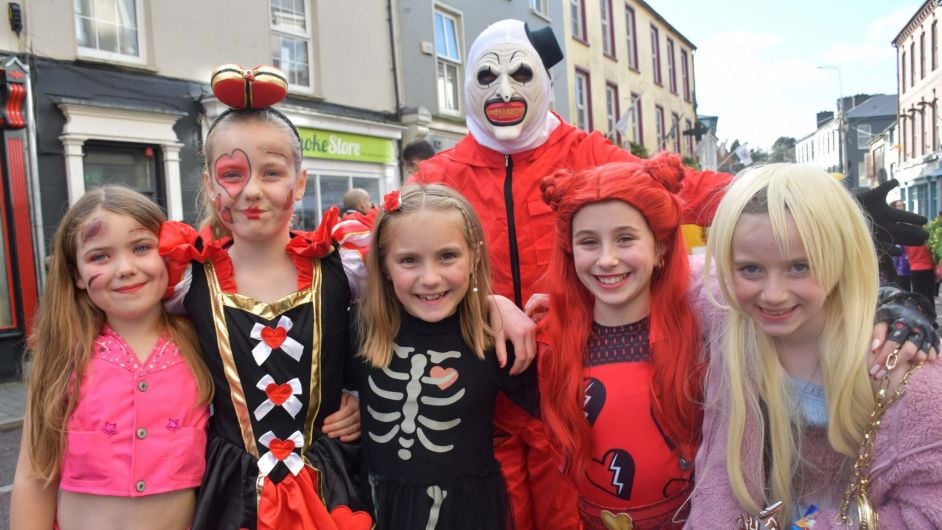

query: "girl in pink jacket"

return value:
[687, 164, 942, 528]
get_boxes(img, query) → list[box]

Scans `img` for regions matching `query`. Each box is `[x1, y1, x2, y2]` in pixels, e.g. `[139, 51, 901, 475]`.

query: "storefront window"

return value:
[296, 173, 383, 229]
[83, 143, 162, 206]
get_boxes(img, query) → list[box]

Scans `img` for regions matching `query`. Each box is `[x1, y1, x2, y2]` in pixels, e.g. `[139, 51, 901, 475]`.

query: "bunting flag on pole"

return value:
[734, 143, 753, 166]
[615, 94, 641, 135]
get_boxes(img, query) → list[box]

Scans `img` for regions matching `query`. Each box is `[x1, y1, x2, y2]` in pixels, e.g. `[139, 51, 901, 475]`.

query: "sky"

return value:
[652, 1, 926, 151]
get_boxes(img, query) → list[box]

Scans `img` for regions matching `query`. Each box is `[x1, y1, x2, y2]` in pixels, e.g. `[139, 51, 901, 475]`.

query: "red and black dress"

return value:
[577, 319, 694, 530]
[161, 219, 371, 530]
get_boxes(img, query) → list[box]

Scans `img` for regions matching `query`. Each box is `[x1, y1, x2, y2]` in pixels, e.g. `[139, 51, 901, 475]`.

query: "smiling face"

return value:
[383, 209, 474, 323]
[205, 119, 306, 242]
[571, 200, 662, 326]
[73, 209, 167, 330]
[730, 212, 828, 349]
[467, 42, 548, 142]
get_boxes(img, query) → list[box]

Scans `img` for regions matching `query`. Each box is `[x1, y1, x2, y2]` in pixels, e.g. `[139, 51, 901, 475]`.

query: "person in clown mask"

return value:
[412, 18, 732, 530]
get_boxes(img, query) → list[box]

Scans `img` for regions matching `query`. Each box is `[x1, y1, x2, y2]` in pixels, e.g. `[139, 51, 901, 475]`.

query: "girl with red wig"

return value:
[538, 152, 704, 529]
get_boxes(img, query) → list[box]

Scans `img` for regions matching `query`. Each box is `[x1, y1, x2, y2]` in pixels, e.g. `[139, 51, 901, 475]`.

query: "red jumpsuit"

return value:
[412, 114, 728, 530]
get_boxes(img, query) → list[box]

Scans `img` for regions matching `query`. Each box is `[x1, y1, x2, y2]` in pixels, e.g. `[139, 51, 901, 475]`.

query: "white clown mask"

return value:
[465, 20, 560, 154]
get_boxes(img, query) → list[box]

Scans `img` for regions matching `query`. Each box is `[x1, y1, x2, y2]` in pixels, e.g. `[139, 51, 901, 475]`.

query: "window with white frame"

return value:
[681, 50, 691, 101]
[671, 112, 680, 152]
[856, 124, 872, 150]
[666, 38, 677, 94]
[605, 83, 619, 142]
[625, 6, 638, 70]
[629, 93, 641, 145]
[600, 0, 614, 57]
[575, 70, 591, 131]
[434, 9, 462, 113]
[74, 0, 144, 63]
[571, 0, 586, 42]
[529, 0, 548, 17]
[651, 25, 662, 85]
[685, 118, 693, 155]
[297, 174, 382, 229]
[655, 105, 665, 151]
[271, 0, 312, 89]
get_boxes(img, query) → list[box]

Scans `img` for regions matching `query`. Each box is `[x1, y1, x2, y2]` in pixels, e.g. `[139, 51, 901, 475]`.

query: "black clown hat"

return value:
[524, 23, 563, 72]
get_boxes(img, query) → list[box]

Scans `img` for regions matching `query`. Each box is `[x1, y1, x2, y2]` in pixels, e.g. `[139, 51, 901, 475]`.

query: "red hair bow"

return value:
[211, 64, 288, 110]
[382, 189, 402, 213]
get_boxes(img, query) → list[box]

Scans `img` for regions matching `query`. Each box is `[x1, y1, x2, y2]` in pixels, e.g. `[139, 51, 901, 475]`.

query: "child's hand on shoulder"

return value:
[488, 294, 536, 375]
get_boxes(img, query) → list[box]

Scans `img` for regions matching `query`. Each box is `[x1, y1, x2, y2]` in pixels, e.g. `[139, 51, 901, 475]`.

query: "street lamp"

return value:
[818, 65, 847, 179]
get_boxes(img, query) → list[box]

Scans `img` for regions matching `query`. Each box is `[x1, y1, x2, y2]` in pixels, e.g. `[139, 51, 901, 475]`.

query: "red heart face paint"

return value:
[214, 149, 251, 198]
[80, 218, 104, 243]
[86, 273, 103, 288]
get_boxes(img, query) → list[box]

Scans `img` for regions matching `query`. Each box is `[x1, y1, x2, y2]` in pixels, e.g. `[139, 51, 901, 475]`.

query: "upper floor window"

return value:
[271, 0, 312, 89]
[933, 22, 938, 71]
[681, 50, 691, 101]
[605, 82, 619, 144]
[655, 105, 666, 151]
[571, 0, 587, 42]
[666, 38, 677, 94]
[911, 42, 916, 87]
[651, 26, 662, 85]
[921, 32, 926, 80]
[902, 51, 907, 94]
[625, 5, 638, 70]
[74, 0, 144, 63]
[629, 93, 642, 145]
[600, 0, 614, 57]
[575, 69, 592, 131]
[529, 0, 549, 17]
[434, 9, 463, 114]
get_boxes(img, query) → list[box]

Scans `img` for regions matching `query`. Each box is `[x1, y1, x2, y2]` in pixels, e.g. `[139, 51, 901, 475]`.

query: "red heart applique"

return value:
[268, 438, 295, 461]
[260, 326, 287, 349]
[265, 383, 293, 405]
[329, 505, 373, 530]
[429, 366, 458, 390]
[212, 148, 251, 198]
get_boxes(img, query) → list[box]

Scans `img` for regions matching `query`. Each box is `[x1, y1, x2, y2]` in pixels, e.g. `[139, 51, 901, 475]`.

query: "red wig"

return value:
[538, 152, 704, 479]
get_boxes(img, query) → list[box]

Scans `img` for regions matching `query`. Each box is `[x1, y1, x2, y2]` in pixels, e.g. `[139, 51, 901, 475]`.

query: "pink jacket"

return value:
[684, 261, 942, 528]
[60, 326, 209, 497]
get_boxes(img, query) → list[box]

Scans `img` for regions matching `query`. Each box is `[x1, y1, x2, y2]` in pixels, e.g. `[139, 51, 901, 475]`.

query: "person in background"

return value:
[402, 139, 436, 176]
[342, 188, 375, 217]
[890, 199, 913, 291]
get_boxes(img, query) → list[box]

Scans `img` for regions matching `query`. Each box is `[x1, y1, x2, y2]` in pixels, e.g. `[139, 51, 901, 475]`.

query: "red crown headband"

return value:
[208, 64, 300, 141]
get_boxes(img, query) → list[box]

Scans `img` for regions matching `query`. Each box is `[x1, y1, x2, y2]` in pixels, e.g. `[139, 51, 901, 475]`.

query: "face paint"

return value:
[213, 149, 252, 198]
[85, 273, 103, 288]
[81, 218, 104, 243]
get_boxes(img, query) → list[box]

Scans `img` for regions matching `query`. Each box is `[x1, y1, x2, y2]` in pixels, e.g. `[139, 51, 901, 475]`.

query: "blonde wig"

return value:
[26, 186, 212, 484]
[359, 183, 494, 367]
[705, 164, 876, 518]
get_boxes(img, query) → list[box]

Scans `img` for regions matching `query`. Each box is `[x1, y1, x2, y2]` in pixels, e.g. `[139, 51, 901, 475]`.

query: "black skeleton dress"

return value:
[357, 311, 533, 530]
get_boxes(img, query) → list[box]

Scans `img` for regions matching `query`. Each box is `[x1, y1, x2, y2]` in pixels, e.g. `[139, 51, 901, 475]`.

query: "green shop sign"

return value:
[298, 128, 396, 164]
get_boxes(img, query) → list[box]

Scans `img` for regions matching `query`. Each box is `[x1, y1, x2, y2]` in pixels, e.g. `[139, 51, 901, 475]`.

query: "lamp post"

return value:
[818, 65, 847, 180]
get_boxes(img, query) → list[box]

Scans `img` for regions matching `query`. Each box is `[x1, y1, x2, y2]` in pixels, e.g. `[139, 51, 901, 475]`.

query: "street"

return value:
[0, 427, 18, 529]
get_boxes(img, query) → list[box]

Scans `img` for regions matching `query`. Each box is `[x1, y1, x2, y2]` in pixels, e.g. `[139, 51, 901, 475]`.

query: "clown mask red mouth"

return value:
[484, 98, 528, 126]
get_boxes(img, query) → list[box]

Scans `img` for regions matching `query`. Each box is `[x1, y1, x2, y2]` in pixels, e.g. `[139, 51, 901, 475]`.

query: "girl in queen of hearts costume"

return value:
[159, 65, 371, 530]
[412, 19, 731, 530]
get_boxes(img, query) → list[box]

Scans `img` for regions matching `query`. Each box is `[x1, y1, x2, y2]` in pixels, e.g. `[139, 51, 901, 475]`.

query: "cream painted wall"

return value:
[561, 0, 696, 156]
[3, 0, 396, 113]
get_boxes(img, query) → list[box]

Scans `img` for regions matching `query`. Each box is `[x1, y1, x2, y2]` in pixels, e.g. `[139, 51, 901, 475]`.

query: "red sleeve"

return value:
[159, 221, 201, 299]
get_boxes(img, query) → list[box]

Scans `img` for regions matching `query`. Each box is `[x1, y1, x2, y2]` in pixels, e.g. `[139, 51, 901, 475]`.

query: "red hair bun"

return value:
[211, 64, 288, 110]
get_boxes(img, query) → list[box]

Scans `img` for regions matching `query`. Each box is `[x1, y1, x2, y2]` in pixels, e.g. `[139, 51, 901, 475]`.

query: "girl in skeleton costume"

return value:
[356, 184, 535, 530]
[538, 154, 703, 529]
[159, 65, 371, 530]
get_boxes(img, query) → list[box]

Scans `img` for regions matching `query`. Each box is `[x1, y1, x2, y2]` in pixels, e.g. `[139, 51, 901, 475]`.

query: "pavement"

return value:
[0, 380, 24, 432]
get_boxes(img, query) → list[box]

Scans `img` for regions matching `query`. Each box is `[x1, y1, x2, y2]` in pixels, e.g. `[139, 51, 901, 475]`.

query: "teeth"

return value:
[597, 274, 627, 285]
[417, 293, 444, 301]
[762, 307, 792, 316]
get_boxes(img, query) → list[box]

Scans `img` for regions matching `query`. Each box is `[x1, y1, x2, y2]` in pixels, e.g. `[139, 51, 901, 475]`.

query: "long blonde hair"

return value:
[359, 184, 493, 367]
[26, 186, 212, 484]
[705, 164, 876, 518]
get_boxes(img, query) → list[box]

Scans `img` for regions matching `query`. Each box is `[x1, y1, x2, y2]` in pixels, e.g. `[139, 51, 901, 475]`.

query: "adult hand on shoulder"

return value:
[322, 391, 361, 442]
[488, 294, 536, 375]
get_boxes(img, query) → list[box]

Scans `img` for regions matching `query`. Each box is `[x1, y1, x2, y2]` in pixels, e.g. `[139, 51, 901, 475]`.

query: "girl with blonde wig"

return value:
[688, 164, 942, 528]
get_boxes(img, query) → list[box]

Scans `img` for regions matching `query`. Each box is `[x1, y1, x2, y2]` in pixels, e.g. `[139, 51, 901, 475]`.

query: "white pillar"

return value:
[60, 135, 86, 205]
[162, 143, 185, 220]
